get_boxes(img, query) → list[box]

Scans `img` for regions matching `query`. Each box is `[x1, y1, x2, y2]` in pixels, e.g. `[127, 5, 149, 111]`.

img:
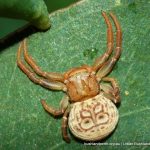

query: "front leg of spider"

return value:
[96, 12, 122, 80]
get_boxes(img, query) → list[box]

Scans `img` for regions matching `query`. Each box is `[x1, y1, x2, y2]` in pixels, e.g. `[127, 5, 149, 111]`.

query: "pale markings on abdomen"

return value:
[68, 93, 119, 141]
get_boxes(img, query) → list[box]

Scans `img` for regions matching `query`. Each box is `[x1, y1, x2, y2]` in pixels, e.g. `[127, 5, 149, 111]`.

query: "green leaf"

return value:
[0, 0, 150, 149]
[0, 0, 50, 30]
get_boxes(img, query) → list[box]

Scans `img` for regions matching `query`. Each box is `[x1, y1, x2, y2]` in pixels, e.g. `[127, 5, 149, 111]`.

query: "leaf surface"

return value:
[0, 0, 50, 30]
[0, 0, 150, 149]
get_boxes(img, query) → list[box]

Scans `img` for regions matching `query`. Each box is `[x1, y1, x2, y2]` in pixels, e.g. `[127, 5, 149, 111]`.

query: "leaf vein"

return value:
[120, 107, 150, 118]
[6, 63, 17, 99]
[50, 141, 65, 150]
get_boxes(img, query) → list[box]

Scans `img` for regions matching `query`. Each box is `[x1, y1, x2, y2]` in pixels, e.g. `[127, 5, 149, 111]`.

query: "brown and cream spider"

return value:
[17, 11, 122, 143]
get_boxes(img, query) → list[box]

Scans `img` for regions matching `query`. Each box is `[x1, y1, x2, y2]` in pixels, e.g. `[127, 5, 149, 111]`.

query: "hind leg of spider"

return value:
[93, 11, 114, 71]
[96, 13, 122, 80]
[101, 77, 120, 104]
[17, 42, 66, 91]
[22, 39, 64, 82]
[41, 95, 69, 117]
[62, 108, 70, 143]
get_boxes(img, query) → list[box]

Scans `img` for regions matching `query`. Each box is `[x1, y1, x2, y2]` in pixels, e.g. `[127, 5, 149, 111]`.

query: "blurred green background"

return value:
[0, 0, 79, 39]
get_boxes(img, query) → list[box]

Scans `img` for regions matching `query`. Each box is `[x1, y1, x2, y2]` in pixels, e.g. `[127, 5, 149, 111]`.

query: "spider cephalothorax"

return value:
[17, 11, 122, 143]
[64, 65, 99, 102]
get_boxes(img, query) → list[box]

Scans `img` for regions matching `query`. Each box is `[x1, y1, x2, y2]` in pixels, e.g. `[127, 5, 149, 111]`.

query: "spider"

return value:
[17, 11, 122, 143]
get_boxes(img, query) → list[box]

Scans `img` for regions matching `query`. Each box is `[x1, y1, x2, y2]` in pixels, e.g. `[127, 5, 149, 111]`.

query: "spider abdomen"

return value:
[68, 93, 119, 141]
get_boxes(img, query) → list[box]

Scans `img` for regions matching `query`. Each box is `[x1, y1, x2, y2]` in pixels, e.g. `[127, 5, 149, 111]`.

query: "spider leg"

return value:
[101, 77, 120, 103]
[96, 13, 122, 80]
[17, 42, 66, 91]
[62, 107, 70, 143]
[22, 39, 64, 82]
[41, 95, 69, 116]
[93, 11, 114, 71]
